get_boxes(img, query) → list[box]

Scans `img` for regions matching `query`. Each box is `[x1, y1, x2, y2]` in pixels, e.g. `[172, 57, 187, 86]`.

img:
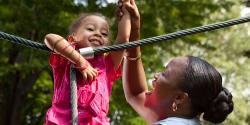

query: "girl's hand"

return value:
[124, 0, 140, 31]
[116, 0, 130, 21]
[116, 0, 131, 42]
[82, 65, 98, 81]
[76, 63, 98, 81]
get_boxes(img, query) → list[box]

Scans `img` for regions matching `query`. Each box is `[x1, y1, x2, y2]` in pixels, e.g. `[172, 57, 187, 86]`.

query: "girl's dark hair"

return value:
[180, 56, 233, 123]
[68, 12, 110, 35]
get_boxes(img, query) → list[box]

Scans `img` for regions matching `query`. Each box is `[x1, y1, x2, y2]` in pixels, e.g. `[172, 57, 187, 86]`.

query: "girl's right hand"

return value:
[77, 64, 98, 81]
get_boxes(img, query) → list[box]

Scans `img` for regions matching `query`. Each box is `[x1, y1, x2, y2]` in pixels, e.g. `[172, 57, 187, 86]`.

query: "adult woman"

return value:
[123, 52, 234, 125]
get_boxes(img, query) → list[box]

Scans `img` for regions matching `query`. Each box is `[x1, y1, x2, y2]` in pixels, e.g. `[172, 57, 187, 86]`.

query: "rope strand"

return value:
[1, 16, 250, 55]
[94, 16, 250, 54]
[0, 31, 50, 51]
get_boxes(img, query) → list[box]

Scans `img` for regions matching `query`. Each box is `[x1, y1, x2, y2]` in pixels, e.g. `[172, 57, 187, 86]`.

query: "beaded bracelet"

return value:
[74, 61, 89, 71]
[74, 52, 89, 71]
[124, 53, 141, 61]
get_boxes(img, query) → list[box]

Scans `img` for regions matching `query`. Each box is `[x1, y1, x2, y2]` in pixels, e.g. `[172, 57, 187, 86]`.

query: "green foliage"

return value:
[0, 0, 250, 125]
[21, 72, 53, 125]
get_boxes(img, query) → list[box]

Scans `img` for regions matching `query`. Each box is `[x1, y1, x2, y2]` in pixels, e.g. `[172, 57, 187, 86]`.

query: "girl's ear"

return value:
[67, 35, 75, 43]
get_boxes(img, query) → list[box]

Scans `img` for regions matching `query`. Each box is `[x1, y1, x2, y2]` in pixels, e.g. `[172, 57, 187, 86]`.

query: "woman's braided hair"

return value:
[180, 56, 233, 123]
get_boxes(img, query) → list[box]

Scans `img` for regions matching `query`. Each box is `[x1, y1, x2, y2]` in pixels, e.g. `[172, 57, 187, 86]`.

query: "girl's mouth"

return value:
[89, 38, 103, 46]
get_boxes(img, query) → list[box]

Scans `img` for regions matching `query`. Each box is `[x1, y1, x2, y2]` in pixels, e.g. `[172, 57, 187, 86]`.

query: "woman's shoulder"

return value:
[154, 117, 201, 125]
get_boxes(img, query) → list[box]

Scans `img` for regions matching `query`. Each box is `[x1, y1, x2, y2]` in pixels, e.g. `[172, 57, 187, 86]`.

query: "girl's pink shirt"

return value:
[45, 53, 121, 125]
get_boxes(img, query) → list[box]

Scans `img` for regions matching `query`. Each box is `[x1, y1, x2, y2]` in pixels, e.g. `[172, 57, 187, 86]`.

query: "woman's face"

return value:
[73, 15, 110, 48]
[145, 57, 188, 113]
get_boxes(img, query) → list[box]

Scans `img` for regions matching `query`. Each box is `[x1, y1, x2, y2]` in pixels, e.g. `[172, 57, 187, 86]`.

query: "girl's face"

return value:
[73, 15, 110, 48]
[145, 57, 188, 114]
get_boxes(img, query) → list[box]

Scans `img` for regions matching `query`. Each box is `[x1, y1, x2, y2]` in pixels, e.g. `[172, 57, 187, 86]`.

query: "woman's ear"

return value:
[175, 92, 189, 105]
[171, 92, 188, 112]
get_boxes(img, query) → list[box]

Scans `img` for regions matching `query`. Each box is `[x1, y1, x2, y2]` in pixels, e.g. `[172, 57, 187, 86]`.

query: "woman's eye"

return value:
[162, 71, 168, 77]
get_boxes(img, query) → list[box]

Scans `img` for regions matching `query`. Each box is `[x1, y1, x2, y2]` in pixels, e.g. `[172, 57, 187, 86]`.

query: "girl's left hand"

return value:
[116, 0, 130, 21]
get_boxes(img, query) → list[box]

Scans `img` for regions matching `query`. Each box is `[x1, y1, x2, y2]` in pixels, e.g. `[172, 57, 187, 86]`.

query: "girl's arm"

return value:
[110, 0, 131, 69]
[44, 33, 98, 80]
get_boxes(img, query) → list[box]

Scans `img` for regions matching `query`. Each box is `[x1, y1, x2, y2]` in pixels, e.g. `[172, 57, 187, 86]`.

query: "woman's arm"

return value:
[122, 0, 158, 123]
[123, 44, 158, 124]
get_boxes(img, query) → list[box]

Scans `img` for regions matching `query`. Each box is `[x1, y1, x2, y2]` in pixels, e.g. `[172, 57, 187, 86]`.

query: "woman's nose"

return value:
[154, 73, 160, 79]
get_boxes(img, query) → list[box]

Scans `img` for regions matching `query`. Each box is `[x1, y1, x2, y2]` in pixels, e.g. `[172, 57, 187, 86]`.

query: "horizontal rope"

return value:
[1, 16, 250, 54]
[94, 16, 250, 54]
[0, 31, 50, 51]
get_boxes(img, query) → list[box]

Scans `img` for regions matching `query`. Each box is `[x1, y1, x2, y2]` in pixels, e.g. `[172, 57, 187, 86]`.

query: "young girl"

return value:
[43, 1, 135, 124]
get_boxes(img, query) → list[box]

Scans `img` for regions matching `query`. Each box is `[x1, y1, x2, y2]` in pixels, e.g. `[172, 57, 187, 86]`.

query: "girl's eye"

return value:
[87, 28, 94, 31]
[102, 33, 108, 37]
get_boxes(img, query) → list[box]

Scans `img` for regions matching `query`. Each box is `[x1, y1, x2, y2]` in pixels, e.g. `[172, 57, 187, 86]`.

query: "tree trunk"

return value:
[3, 70, 42, 125]
[2, 48, 43, 125]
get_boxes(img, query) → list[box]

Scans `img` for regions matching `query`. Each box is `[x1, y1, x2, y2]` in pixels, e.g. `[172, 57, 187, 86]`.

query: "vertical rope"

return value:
[70, 66, 78, 125]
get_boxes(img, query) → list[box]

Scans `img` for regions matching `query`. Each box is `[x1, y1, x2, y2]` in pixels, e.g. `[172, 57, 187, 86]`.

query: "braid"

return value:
[203, 87, 234, 123]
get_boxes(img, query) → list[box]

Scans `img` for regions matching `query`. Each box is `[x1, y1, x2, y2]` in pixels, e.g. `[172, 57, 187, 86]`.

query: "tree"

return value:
[1, 0, 248, 125]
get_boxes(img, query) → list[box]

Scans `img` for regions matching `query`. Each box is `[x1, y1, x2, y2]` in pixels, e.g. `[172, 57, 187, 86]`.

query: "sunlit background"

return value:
[0, 0, 250, 125]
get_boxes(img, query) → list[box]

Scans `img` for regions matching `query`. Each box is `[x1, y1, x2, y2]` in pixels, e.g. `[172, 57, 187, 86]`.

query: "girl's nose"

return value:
[93, 31, 102, 37]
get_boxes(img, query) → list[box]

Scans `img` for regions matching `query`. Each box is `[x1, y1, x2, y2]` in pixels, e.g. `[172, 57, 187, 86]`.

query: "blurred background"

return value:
[0, 0, 250, 125]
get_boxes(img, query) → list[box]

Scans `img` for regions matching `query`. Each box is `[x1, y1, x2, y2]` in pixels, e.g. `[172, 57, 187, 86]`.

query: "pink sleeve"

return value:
[49, 53, 69, 68]
[105, 54, 122, 82]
